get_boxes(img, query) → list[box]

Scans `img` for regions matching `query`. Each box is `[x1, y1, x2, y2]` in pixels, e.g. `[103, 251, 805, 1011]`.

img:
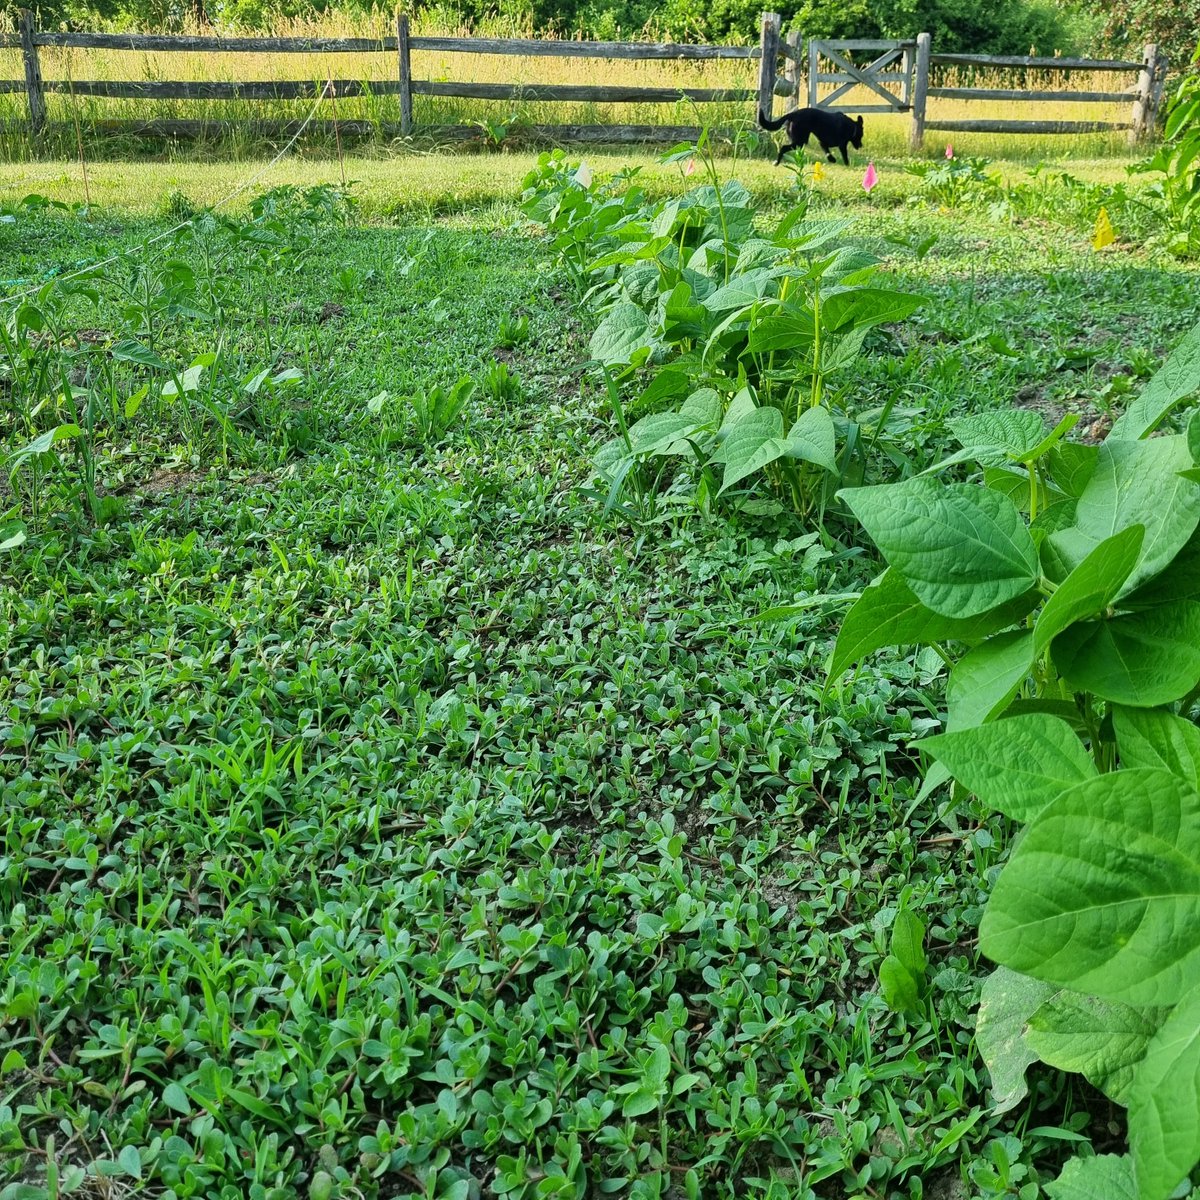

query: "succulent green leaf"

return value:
[840, 478, 1039, 619]
[981, 768, 1200, 1006]
[920, 714, 1095, 821]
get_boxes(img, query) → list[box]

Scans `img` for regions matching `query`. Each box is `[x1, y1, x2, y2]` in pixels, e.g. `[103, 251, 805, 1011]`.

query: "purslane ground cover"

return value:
[2, 162, 1200, 1199]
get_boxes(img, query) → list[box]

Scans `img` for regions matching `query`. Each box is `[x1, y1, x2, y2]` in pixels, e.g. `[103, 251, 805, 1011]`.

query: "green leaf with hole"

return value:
[1044, 1154, 1136, 1200]
[975, 966, 1057, 1116]
[1051, 601, 1200, 707]
[921, 713, 1095, 821]
[981, 768, 1200, 1006]
[840, 479, 1039, 619]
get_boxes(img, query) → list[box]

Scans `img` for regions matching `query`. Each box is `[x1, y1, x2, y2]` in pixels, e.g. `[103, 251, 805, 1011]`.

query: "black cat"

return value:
[758, 106, 864, 166]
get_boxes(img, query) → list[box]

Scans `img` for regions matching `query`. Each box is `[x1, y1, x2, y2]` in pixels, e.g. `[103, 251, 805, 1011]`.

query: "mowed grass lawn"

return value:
[2, 152, 1199, 1199]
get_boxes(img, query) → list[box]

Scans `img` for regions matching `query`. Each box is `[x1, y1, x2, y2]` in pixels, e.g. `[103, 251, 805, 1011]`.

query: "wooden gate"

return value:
[807, 39, 914, 112]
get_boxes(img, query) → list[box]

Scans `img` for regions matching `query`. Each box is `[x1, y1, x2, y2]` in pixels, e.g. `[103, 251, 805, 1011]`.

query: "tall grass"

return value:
[0, 8, 1147, 162]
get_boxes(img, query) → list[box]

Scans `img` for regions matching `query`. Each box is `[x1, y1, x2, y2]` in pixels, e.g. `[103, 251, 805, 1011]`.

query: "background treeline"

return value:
[4, 0, 1196, 73]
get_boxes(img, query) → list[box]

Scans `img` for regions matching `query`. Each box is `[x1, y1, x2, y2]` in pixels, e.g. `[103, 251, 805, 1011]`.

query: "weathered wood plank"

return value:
[756, 12, 781, 120]
[408, 35, 759, 58]
[413, 81, 753, 101]
[0, 79, 28, 94]
[397, 13, 412, 135]
[929, 52, 1141, 71]
[909, 30, 931, 149]
[823, 103, 910, 113]
[928, 87, 1133, 102]
[0, 117, 710, 143]
[19, 10, 46, 137]
[40, 78, 387, 99]
[33, 32, 397, 51]
[814, 71, 908, 83]
[813, 39, 913, 50]
[924, 118, 1130, 133]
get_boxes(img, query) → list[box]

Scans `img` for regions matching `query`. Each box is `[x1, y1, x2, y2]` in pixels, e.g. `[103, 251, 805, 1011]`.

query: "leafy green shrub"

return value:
[905, 155, 1001, 209]
[406, 375, 476, 443]
[1132, 40, 1200, 258]
[830, 319, 1200, 1200]
[523, 142, 925, 516]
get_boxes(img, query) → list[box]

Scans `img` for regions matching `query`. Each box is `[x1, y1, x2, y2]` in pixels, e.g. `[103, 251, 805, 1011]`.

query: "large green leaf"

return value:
[946, 629, 1034, 731]
[589, 303, 653, 367]
[1033, 525, 1144, 657]
[1026, 991, 1167, 1105]
[701, 268, 777, 313]
[974, 966, 1057, 1115]
[1109, 318, 1200, 440]
[920, 714, 1095, 821]
[981, 768, 1200, 1006]
[1123, 528, 1200, 609]
[1044, 436, 1200, 595]
[1051, 600, 1200, 707]
[828, 568, 1033, 681]
[820, 286, 925, 332]
[947, 410, 1046, 464]
[1113, 706, 1200, 787]
[784, 406, 837, 473]
[840, 479, 1039, 619]
[1128, 982, 1200, 1200]
[1044, 1155, 1136, 1200]
[710, 407, 789, 493]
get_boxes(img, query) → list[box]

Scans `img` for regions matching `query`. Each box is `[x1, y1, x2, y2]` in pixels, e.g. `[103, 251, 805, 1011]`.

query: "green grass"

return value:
[2, 160, 1199, 1199]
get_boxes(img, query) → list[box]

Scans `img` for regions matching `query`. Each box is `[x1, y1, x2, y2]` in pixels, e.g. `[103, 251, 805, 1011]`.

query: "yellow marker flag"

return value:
[1092, 206, 1116, 250]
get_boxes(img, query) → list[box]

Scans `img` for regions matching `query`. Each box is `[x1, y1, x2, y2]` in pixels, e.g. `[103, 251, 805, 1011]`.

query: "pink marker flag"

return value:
[862, 162, 878, 193]
[945, 143, 954, 159]
[685, 157, 697, 176]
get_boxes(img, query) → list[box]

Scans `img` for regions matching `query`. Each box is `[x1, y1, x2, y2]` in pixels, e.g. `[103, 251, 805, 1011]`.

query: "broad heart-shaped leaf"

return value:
[879, 956, 921, 1015]
[1128, 982, 1200, 1200]
[1043, 435, 1200, 596]
[975, 966, 1057, 1116]
[920, 714, 1095, 821]
[820, 285, 924, 332]
[1026, 991, 1167, 1106]
[1123, 526, 1200, 609]
[946, 629, 1035, 731]
[1051, 600, 1200, 707]
[828, 568, 1034, 681]
[589, 302, 653, 367]
[784, 406, 837, 474]
[701, 267, 777, 313]
[1044, 1155, 1136, 1200]
[1113, 706, 1200, 788]
[840, 479, 1039, 619]
[948, 409, 1045, 464]
[1109, 318, 1200, 440]
[1033, 524, 1145, 657]
[710, 407, 789, 494]
[980, 768, 1200, 1006]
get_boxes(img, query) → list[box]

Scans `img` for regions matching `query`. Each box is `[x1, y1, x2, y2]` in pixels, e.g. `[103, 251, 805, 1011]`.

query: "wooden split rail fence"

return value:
[1, 9, 1169, 146]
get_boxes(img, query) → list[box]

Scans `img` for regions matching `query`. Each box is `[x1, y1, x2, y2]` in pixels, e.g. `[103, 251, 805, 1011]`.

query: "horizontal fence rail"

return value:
[1, 9, 1168, 147]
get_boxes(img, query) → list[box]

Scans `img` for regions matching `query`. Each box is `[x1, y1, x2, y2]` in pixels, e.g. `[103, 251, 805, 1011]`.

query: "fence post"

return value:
[756, 12, 781, 119]
[808, 39, 818, 107]
[397, 12, 413, 137]
[909, 31, 931, 151]
[783, 30, 801, 106]
[19, 9, 46, 138]
[1130, 43, 1166, 143]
